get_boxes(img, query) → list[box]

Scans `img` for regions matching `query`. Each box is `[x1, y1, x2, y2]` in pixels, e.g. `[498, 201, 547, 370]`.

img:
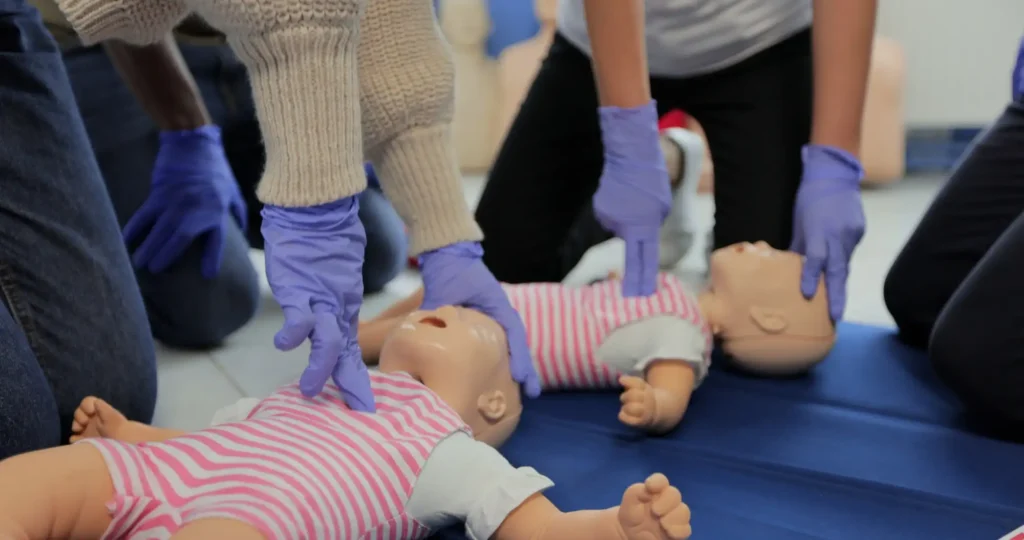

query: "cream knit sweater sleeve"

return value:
[57, 0, 481, 255]
[358, 0, 482, 254]
[56, 0, 189, 45]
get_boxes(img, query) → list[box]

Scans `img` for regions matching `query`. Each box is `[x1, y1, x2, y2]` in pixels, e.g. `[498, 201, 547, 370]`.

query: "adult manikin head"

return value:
[439, 0, 491, 46]
[700, 242, 836, 375]
[378, 306, 523, 447]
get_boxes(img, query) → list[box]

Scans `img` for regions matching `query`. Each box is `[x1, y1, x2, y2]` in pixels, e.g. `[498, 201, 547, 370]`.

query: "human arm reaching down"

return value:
[584, 0, 672, 298]
[790, 0, 877, 322]
[104, 36, 247, 279]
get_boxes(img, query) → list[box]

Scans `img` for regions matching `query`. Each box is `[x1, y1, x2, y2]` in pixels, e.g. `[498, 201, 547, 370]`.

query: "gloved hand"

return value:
[124, 126, 247, 278]
[790, 144, 866, 322]
[1013, 36, 1024, 100]
[418, 242, 541, 398]
[592, 101, 673, 297]
[262, 197, 375, 412]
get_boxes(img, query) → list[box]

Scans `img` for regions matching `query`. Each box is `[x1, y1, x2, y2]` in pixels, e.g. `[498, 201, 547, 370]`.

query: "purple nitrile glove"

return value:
[261, 196, 375, 412]
[790, 144, 866, 322]
[123, 125, 246, 278]
[418, 242, 541, 398]
[1012, 35, 1024, 101]
[592, 101, 673, 297]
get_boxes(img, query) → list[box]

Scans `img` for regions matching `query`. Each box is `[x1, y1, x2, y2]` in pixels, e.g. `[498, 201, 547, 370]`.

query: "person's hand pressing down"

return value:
[261, 197, 376, 412]
[790, 144, 866, 322]
[418, 242, 541, 398]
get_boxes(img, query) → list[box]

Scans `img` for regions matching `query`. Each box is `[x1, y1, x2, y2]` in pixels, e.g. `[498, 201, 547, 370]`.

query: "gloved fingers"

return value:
[300, 310, 345, 397]
[501, 313, 541, 398]
[799, 236, 828, 300]
[147, 228, 196, 275]
[230, 198, 248, 233]
[824, 241, 849, 322]
[622, 235, 659, 297]
[333, 351, 376, 413]
[274, 306, 316, 351]
[200, 227, 226, 280]
[122, 201, 160, 247]
[131, 214, 181, 272]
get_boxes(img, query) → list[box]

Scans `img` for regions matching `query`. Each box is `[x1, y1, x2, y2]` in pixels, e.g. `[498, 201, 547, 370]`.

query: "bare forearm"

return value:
[494, 494, 625, 540]
[104, 35, 211, 131]
[582, 0, 650, 108]
[810, 0, 878, 156]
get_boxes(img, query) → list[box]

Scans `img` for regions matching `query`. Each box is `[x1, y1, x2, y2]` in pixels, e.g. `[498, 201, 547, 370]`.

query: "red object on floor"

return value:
[658, 109, 687, 131]
[408, 256, 419, 269]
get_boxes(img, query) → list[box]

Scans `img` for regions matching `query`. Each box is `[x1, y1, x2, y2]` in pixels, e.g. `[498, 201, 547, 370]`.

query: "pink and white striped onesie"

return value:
[503, 273, 712, 390]
[80, 371, 469, 539]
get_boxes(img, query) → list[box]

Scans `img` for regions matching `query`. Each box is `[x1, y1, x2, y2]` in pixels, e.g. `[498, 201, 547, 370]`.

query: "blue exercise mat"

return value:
[434, 323, 1024, 539]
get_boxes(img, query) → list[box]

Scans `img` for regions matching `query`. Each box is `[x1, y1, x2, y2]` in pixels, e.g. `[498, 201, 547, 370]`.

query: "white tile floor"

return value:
[151, 175, 944, 430]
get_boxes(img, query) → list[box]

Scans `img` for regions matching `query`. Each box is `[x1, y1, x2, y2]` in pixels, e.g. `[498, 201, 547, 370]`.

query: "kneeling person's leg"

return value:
[0, 0, 156, 439]
[929, 210, 1024, 438]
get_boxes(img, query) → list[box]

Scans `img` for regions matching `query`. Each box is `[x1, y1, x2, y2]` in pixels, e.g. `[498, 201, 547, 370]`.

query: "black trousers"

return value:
[884, 98, 1024, 439]
[476, 30, 812, 283]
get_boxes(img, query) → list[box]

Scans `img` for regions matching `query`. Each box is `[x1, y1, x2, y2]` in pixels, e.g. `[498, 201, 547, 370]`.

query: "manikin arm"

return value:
[627, 361, 696, 434]
[103, 35, 212, 131]
[582, 0, 651, 108]
[809, 0, 878, 155]
[495, 495, 623, 540]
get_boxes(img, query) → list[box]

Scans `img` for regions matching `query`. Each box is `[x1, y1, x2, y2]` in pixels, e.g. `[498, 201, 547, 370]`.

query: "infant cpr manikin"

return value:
[362, 242, 838, 435]
[0, 304, 693, 540]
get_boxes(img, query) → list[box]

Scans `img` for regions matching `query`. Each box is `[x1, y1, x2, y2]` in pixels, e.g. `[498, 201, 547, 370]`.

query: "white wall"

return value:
[876, 0, 1023, 127]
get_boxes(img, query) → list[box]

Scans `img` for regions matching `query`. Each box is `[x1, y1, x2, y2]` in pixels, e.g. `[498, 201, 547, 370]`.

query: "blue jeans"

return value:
[0, 0, 156, 458]
[62, 42, 408, 300]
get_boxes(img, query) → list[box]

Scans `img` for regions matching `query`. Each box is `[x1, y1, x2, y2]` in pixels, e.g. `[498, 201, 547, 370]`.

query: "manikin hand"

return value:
[790, 144, 866, 322]
[618, 375, 658, 429]
[593, 101, 673, 297]
[618, 474, 692, 540]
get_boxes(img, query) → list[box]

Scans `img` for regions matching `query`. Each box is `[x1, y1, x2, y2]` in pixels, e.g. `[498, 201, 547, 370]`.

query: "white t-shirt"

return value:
[211, 402, 554, 540]
[557, 0, 812, 78]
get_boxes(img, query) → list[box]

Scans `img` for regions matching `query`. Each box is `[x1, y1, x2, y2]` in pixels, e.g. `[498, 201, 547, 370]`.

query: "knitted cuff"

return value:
[57, 0, 187, 45]
[233, 29, 366, 207]
[372, 125, 483, 255]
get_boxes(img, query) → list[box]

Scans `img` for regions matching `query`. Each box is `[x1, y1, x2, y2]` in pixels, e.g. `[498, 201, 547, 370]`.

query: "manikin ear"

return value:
[748, 305, 788, 334]
[476, 390, 508, 422]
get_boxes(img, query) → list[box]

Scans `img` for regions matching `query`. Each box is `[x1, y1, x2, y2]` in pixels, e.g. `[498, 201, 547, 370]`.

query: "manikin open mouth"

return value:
[418, 316, 447, 329]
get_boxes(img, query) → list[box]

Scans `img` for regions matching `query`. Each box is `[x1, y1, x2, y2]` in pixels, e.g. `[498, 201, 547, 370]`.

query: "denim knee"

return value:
[360, 189, 407, 294]
[145, 228, 261, 349]
[0, 302, 60, 459]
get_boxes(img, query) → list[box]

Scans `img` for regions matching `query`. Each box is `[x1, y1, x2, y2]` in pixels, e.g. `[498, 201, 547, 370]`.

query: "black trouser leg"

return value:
[476, 34, 608, 283]
[884, 99, 1024, 437]
[674, 30, 812, 251]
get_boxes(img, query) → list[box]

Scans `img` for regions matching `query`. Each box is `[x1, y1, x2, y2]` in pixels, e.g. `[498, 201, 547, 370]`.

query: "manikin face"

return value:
[378, 306, 523, 446]
[706, 242, 835, 373]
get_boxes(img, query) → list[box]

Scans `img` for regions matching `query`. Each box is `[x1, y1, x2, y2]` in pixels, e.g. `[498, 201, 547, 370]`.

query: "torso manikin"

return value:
[503, 273, 711, 390]
[84, 372, 468, 540]
[495, 0, 557, 146]
[859, 36, 906, 186]
[441, 0, 499, 173]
